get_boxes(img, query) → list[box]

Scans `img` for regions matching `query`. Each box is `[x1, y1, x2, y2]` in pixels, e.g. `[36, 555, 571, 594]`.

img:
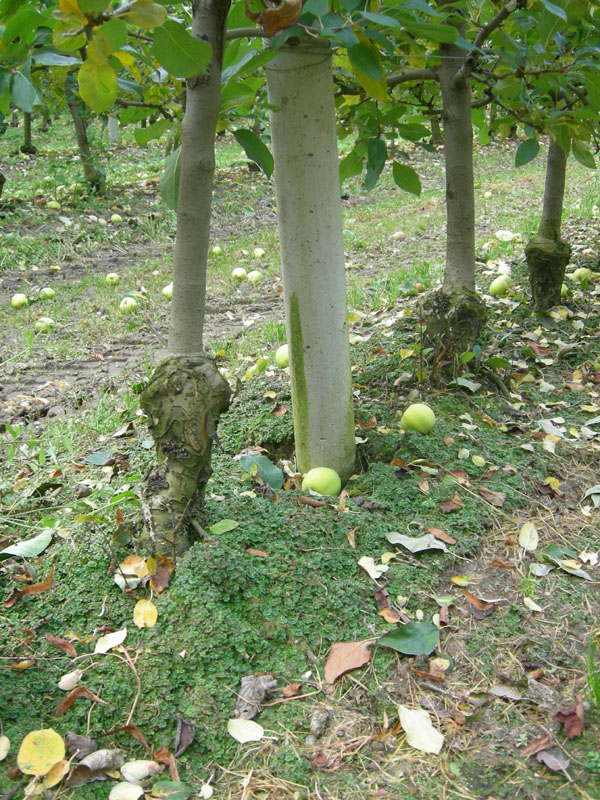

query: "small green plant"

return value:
[586, 631, 600, 709]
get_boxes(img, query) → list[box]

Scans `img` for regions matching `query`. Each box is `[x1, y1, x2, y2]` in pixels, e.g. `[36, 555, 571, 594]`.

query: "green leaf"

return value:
[10, 72, 40, 113]
[135, 118, 171, 146]
[361, 10, 402, 28]
[33, 52, 81, 66]
[515, 138, 539, 167]
[124, 0, 167, 29]
[239, 455, 284, 489]
[2, 7, 43, 46]
[151, 19, 211, 78]
[339, 150, 363, 184]
[79, 0, 111, 13]
[78, 59, 117, 113]
[365, 138, 387, 191]
[0, 530, 52, 558]
[120, 105, 149, 125]
[160, 145, 181, 211]
[84, 448, 116, 466]
[348, 42, 383, 84]
[99, 18, 127, 51]
[572, 140, 596, 170]
[485, 356, 510, 369]
[392, 162, 421, 196]
[539, 0, 568, 20]
[379, 622, 439, 656]
[233, 129, 273, 178]
[209, 519, 240, 535]
[150, 781, 191, 800]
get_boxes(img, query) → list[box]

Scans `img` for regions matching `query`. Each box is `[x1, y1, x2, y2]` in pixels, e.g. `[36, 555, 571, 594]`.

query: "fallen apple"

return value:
[232, 268, 247, 282]
[400, 403, 436, 434]
[35, 316, 54, 332]
[119, 297, 138, 313]
[572, 267, 592, 283]
[105, 273, 120, 285]
[11, 293, 28, 309]
[247, 270, 262, 284]
[252, 247, 266, 259]
[110, 213, 123, 224]
[489, 276, 512, 297]
[47, 200, 61, 210]
[275, 344, 289, 368]
[39, 287, 55, 300]
[561, 283, 568, 297]
[392, 231, 406, 241]
[483, 190, 493, 199]
[211, 245, 222, 255]
[414, 282, 424, 292]
[162, 282, 173, 298]
[302, 467, 341, 497]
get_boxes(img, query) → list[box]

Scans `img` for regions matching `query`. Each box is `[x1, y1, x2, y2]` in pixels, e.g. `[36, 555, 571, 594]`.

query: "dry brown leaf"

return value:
[553, 695, 584, 739]
[536, 748, 570, 772]
[378, 608, 401, 623]
[324, 640, 372, 684]
[462, 589, 496, 613]
[490, 557, 514, 568]
[245, 548, 269, 558]
[356, 416, 377, 429]
[250, 0, 306, 36]
[438, 493, 464, 513]
[4, 566, 55, 607]
[45, 631, 77, 657]
[282, 683, 303, 698]
[56, 686, 107, 717]
[270, 403, 287, 416]
[153, 746, 171, 765]
[478, 487, 506, 507]
[522, 733, 553, 758]
[297, 496, 326, 508]
[100, 725, 151, 754]
[147, 555, 175, 594]
[427, 527, 456, 544]
[418, 480, 430, 495]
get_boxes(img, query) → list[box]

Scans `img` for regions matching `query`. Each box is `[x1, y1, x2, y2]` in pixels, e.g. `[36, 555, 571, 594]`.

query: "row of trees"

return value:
[2, 0, 599, 555]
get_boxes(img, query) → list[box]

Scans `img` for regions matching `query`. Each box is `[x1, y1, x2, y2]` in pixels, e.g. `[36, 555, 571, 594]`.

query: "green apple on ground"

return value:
[572, 267, 593, 283]
[302, 467, 342, 497]
[247, 270, 262, 284]
[110, 214, 123, 224]
[232, 268, 247, 282]
[211, 245, 222, 255]
[483, 190, 493, 199]
[11, 293, 28, 309]
[275, 344, 289, 368]
[39, 287, 55, 300]
[119, 297, 138, 313]
[400, 403, 436, 434]
[392, 231, 406, 241]
[489, 275, 512, 297]
[105, 273, 120, 285]
[162, 282, 173, 298]
[35, 317, 54, 332]
[252, 247, 266, 259]
[47, 201, 61, 210]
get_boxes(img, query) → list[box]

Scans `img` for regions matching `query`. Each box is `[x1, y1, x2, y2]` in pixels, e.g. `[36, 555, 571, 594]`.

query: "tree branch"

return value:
[456, 0, 517, 83]
[387, 67, 437, 88]
[225, 26, 266, 40]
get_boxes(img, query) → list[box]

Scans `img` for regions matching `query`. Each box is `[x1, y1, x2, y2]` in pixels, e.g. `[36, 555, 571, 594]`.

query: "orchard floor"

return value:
[1, 119, 600, 800]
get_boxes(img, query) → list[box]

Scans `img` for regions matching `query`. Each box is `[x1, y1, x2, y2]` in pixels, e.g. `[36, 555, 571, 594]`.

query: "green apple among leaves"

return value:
[39, 287, 55, 300]
[489, 276, 512, 297]
[302, 467, 342, 497]
[400, 403, 436, 434]
[232, 268, 247, 282]
[119, 297, 138, 313]
[35, 317, 54, 333]
[275, 344, 289, 368]
[247, 270, 262, 284]
[11, 293, 28, 309]
[105, 273, 120, 285]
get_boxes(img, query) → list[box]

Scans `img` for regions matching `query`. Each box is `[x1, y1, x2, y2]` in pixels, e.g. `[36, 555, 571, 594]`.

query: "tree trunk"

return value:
[266, 38, 356, 481]
[20, 112, 37, 154]
[139, 0, 232, 557]
[0, 171, 5, 201]
[65, 75, 105, 192]
[423, 21, 486, 360]
[525, 136, 570, 309]
[430, 114, 443, 145]
[108, 116, 120, 145]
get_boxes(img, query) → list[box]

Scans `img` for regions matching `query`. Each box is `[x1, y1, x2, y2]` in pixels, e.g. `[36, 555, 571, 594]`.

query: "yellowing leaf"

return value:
[358, 555, 389, 580]
[561, 558, 581, 570]
[17, 729, 65, 776]
[523, 597, 543, 613]
[471, 455, 486, 467]
[59, 0, 81, 13]
[399, 349, 414, 361]
[119, 555, 148, 578]
[124, 0, 167, 29]
[42, 760, 70, 788]
[544, 477, 560, 489]
[519, 521, 539, 551]
[95, 627, 127, 653]
[450, 575, 469, 586]
[0, 735, 10, 761]
[380, 551, 396, 565]
[398, 705, 444, 754]
[133, 599, 157, 628]
[109, 783, 145, 800]
[227, 718, 264, 743]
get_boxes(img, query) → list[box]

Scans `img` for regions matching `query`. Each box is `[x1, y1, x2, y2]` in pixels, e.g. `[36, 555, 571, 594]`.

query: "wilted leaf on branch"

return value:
[246, 0, 305, 36]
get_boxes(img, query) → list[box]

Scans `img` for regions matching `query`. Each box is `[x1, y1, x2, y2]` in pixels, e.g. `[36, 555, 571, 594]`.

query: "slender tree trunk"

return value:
[139, 0, 231, 556]
[525, 136, 570, 309]
[21, 112, 37, 154]
[65, 75, 105, 191]
[266, 38, 356, 480]
[108, 116, 120, 145]
[39, 107, 50, 132]
[0, 171, 5, 201]
[422, 31, 486, 360]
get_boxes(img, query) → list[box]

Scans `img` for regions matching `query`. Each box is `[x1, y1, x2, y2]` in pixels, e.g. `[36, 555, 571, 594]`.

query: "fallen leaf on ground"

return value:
[439, 494, 464, 513]
[120, 759, 163, 784]
[357, 555, 389, 580]
[478, 487, 506, 506]
[109, 783, 144, 800]
[147, 555, 175, 594]
[282, 683, 303, 698]
[227, 718, 264, 743]
[536, 748, 570, 772]
[66, 732, 97, 759]
[94, 628, 127, 653]
[0, 735, 9, 761]
[386, 532, 448, 553]
[427, 527, 456, 544]
[522, 733, 553, 757]
[398, 705, 444, 754]
[133, 599, 157, 628]
[462, 589, 496, 614]
[100, 725, 151, 754]
[488, 684, 522, 701]
[324, 640, 372, 683]
[56, 686, 107, 716]
[4, 566, 55, 607]
[17, 728, 65, 776]
[553, 695, 584, 738]
[42, 760, 70, 788]
[519, 521, 539, 551]
[45, 632, 77, 657]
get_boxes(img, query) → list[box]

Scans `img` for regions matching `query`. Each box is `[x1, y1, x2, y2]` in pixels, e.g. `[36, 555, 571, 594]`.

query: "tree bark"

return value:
[65, 75, 105, 191]
[525, 136, 570, 309]
[266, 38, 356, 481]
[139, 0, 232, 556]
[20, 112, 37, 154]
